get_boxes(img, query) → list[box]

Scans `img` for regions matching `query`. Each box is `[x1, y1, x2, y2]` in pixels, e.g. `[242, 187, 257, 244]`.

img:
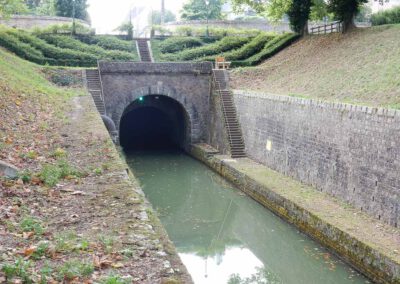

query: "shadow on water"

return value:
[125, 150, 371, 284]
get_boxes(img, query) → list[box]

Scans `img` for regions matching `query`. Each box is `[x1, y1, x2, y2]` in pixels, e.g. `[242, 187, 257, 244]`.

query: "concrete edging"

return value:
[189, 143, 400, 284]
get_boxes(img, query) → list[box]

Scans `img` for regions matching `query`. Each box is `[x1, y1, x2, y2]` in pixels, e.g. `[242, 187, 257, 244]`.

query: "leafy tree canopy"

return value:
[327, 0, 368, 30]
[115, 21, 134, 40]
[180, 0, 225, 21]
[55, 0, 88, 21]
[24, 0, 56, 16]
[149, 9, 176, 25]
[0, 0, 27, 17]
[287, 0, 312, 34]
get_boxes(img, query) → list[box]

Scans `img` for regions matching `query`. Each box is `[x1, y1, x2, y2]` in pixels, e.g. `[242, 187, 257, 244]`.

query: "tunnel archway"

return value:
[119, 95, 191, 150]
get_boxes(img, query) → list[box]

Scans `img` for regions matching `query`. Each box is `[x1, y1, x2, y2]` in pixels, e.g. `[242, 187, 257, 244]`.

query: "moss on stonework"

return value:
[189, 143, 400, 284]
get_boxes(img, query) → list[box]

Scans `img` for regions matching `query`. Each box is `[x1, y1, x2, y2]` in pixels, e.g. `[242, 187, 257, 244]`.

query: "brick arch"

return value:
[112, 85, 201, 146]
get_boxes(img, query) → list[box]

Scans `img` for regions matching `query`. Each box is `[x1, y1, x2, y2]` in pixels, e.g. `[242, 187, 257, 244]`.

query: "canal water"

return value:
[126, 150, 370, 284]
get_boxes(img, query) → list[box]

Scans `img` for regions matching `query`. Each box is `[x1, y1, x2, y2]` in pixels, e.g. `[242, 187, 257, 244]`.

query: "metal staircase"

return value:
[85, 69, 106, 115]
[137, 39, 152, 62]
[213, 70, 246, 158]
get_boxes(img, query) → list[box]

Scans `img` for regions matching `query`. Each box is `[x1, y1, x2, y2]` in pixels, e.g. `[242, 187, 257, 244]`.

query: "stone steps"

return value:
[137, 39, 152, 62]
[213, 69, 246, 159]
[85, 69, 106, 116]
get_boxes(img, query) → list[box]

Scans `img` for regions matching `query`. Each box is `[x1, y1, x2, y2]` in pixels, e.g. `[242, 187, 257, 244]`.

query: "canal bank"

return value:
[189, 143, 400, 284]
[66, 95, 193, 283]
[126, 150, 370, 284]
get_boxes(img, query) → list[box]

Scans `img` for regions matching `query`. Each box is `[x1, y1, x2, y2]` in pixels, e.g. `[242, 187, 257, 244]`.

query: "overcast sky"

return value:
[87, 0, 186, 34]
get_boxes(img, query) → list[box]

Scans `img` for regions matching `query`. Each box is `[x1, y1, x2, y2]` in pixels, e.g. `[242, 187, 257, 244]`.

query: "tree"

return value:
[0, 0, 27, 17]
[287, 0, 312, 35]
[327, 0, 368, 32]
[180, 0, 225, 21]
[55, 0, 88, 21]
[24, 0, 40, 9]
[115, 21, 134, 40]
[149, 9, 176, 25]
[232, 0, 313, 35]
[35, 0, 56, 16]
[310, 0, 330, 21]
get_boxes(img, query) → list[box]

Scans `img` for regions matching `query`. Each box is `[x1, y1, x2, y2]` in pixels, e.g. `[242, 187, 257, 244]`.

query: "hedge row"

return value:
[76, 35, 137, 53]
[6, 29, 97, 66]
[166, 36, 251, 61]
[158, 37, 204, 53]
[232, 33, 299, 67]
[200, 33, 275, 62]
[371, 6, 400, 26]
[38, 34, 136, 61]
[0, 29, 97, 67]
[0, 29, 51, 65]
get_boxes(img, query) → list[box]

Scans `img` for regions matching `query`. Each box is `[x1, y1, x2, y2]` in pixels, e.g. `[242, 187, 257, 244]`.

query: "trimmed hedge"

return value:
[38, 34, 136, 61]
[232, 33, 299, 67]
[371, 6, 400, 26]
[167, 36, 251, 61]
[6, 29, 97, 67]
[76, 35, 137, 53]
[159, 37, 203, 53]
[0, 29, 51, 65]
[200, 33, 275, 62]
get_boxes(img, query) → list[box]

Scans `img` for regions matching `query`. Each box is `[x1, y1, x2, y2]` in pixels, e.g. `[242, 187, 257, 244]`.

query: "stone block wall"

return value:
[99, 62, 213, 146]
[233, 90, 400, 227]
[0, 15, 89, 30]
[164, 20, 290, 33]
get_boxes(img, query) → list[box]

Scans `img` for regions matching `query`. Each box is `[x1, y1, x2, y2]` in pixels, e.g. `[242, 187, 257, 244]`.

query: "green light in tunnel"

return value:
[139, 96, 144, 102]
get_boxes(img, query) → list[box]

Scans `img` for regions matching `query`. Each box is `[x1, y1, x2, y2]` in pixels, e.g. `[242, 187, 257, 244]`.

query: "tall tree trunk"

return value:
[302, 20, 309, 36]
[342, 15, 356, 33]
[161, 0, 165, 25]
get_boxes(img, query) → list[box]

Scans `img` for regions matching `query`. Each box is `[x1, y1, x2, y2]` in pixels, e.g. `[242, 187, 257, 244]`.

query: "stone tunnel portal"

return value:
[119, 95, 191, 150]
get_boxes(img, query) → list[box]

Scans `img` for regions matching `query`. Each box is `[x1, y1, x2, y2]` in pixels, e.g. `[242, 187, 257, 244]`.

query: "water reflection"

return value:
[126, 151, 370, 284]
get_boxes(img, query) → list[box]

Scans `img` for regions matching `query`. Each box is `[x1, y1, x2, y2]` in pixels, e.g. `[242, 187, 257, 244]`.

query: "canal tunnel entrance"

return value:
[119, 95, 190, 150]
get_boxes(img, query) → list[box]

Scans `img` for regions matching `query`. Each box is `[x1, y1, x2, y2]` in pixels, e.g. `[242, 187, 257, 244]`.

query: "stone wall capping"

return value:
[99, 61, 213, 75]
[233, 89, 400, 118]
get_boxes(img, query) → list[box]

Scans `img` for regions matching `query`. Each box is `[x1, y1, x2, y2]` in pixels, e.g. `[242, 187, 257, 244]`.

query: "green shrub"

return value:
[56, 260, 94, 281]
[20, 217, 44, 235]
[32, 22, 94, 35]
[232, 33, 299, 67]
[200, 33, 275, 61]
[159, 37, 203, 53]
[38, 34, 135, 61]
[1, 258, 33, 283]
[76, 35, 136, 52]
[6, 29, 97, 67]
[152, 25, 172, 36]
[169, 36, 251, 61]
[39, 159, 82, 187]
[371, 6, 400, 26]
[174, 26, 260, 38]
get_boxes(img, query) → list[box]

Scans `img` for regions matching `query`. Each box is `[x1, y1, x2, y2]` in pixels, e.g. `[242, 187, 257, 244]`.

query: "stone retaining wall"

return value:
[0, 15, 89, 30]
[164, 19, 291, 33]
[189, 143, 400, 284]
[232, 90, 400, 227]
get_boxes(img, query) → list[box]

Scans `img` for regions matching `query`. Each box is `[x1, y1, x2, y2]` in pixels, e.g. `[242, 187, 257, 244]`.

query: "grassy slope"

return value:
[0, 48, 188, 282]
[231, 24, 400, 108]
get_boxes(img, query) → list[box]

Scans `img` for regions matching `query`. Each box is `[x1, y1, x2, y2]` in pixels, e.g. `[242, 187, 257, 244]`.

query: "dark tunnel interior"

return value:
[119, 96, 188, 151]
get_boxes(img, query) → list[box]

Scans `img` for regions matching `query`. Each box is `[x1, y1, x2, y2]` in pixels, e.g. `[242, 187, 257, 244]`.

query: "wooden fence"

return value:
[310, 21, 343, 35]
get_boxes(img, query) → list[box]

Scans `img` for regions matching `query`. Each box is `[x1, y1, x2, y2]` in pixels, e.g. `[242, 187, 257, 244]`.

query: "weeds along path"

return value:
[0, 48, 190, 283]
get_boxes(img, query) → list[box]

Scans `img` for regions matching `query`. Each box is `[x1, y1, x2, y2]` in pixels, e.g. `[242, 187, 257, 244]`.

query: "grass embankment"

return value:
[231, 24, 400, 108]
[0, 49, 187, 283]
[0, 26, 139, 67]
